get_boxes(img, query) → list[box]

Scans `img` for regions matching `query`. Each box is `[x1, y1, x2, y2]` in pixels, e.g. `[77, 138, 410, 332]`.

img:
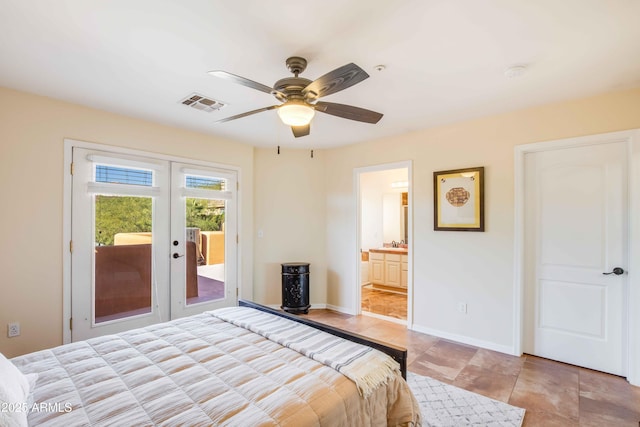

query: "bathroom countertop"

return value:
[369, 248, 408, 255]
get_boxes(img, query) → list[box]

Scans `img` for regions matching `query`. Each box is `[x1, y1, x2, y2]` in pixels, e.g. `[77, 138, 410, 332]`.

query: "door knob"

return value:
[172, 253, 184, 259]
[603, 267, 624, 275]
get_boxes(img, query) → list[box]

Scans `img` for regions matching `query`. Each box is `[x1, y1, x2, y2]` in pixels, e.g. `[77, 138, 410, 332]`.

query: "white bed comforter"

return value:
[11, 310, 420, 426]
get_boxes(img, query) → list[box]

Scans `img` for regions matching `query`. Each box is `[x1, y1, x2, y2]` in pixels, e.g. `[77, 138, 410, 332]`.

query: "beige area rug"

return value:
[407, 372, 525, 426]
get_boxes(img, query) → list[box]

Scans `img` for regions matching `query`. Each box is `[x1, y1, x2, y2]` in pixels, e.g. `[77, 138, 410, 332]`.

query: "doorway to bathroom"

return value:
[355, 161, 411, 324]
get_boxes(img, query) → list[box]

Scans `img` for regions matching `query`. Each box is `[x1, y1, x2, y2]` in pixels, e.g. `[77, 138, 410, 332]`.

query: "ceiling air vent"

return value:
[180, 93, 226, 113]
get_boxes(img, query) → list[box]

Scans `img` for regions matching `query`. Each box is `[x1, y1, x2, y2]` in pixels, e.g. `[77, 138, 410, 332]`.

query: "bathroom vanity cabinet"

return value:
[369, 249, 408, 290]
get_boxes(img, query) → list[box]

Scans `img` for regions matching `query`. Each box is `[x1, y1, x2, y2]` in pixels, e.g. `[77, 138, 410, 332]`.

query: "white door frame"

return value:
[62, 138, 242, 344]
[353, 160, 413, 327]
[513, 129, 640, 385]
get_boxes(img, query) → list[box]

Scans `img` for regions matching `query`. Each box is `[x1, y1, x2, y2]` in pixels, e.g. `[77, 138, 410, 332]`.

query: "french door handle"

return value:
[172, 253, 184, 259]
[603, 267, 624, 275]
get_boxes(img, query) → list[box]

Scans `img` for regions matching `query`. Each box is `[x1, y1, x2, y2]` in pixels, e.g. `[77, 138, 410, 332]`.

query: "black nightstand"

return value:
[281, 263, 310, 314]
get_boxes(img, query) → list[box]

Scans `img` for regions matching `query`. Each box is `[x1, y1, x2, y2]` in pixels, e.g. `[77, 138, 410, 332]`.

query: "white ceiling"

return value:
[1, 1, 639, 148]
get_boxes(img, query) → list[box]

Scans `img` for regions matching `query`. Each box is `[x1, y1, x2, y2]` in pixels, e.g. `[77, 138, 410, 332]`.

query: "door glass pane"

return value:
[96, 165, 153, 186]
[185, 175, 226, 305]
[94, 192, 153, 323]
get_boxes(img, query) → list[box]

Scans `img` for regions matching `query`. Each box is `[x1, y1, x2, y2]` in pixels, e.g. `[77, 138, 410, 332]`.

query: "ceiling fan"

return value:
[208, 56, 383, 138]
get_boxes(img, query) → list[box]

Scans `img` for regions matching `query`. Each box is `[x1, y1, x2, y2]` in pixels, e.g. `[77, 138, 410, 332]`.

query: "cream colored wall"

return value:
[325, 88, 640, 350]
[253, 147, 327, 307]
[0, 86, 254, 357]
[2, 83, 639, 360]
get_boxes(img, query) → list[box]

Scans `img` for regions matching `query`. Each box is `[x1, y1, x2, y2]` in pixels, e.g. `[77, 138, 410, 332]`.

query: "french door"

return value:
[170, 162, 237, 319]
[71, 147, 237, 341]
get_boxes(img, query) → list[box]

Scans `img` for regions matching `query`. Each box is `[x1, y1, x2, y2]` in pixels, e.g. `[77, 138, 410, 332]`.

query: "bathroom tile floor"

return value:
[361, 285, 407, 320]
[303, 309, 640, 426]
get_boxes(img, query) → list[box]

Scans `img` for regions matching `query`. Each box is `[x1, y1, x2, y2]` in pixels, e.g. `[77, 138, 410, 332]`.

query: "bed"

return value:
[3, 300, 421, 426]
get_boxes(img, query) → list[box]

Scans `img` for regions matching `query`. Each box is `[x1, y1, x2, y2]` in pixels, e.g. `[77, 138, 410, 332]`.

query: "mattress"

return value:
[11, 309, 420, 426]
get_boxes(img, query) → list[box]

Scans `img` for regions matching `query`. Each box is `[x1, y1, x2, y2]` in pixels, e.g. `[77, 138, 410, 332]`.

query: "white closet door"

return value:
[524, 141, 628, 376]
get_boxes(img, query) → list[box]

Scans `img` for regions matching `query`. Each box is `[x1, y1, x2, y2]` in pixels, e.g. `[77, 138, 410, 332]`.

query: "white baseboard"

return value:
[411, 324, 516, 356]
[326, 304, 356, 315]
[258, 302, 515, 355]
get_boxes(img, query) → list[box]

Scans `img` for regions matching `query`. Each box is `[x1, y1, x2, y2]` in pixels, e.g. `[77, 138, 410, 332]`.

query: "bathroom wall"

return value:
[360, 168, 408, 251]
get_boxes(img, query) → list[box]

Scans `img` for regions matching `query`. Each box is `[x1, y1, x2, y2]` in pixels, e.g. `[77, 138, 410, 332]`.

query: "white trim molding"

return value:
[411, 324, 515, 356]
[326, 303, 356, 315]
[352, 160, 413, 326]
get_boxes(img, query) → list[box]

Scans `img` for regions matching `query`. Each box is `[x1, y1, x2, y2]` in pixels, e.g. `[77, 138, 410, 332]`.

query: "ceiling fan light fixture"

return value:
[277, 101, 315, 126]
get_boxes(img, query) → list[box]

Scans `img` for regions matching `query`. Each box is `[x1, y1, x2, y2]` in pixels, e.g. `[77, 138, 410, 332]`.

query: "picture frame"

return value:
[433, 166, 484, 231]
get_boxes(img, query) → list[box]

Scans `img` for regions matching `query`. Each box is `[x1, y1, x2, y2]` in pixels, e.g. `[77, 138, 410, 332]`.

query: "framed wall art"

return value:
[433, 166, 484, 231]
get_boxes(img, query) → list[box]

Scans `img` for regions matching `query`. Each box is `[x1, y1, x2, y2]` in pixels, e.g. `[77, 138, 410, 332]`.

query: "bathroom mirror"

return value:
[382, 193, 408, 244]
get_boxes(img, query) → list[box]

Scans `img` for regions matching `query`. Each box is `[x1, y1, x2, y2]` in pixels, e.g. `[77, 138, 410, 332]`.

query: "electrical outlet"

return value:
[8, 322, 20, 337]
[457, 303, 468, 314]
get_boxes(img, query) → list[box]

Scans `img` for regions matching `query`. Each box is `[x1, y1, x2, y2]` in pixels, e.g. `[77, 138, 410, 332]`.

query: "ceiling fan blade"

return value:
[315, 101, 383, 124]
[208, 70, 285, 98]
[215, 105, 278, 123]
[302, 63, 369, 99]
[291, 124, 310, 138]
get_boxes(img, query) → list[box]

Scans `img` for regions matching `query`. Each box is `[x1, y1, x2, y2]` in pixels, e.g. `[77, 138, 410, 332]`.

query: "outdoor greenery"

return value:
[95, 195, 224, 246]
[95, 196, 152, 246]
[186, 198, 225, 232]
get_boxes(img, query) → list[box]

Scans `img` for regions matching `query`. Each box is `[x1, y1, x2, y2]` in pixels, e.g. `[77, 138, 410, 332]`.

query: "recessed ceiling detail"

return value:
[180, 93, 226, 113]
